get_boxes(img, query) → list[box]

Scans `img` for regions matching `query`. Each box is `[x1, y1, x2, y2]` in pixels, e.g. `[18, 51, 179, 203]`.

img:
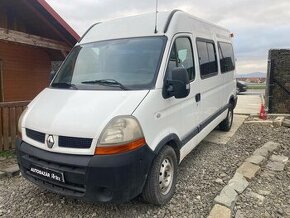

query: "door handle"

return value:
[195, 93, 201, 102]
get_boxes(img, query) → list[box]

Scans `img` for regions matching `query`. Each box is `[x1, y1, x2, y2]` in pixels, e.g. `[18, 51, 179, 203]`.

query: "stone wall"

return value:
[266, 49, 290, 114]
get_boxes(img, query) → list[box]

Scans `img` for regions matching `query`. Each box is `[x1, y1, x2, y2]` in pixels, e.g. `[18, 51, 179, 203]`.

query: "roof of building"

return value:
[35, 0, 80, 44]
[0, 0, 80, 46]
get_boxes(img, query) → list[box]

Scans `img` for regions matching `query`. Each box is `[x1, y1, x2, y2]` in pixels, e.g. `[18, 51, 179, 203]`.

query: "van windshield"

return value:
[51, 37, 166, 90]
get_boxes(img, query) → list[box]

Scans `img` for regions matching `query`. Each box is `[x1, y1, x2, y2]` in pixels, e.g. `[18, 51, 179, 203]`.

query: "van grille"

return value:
[58, 136, 93, 149]
[25, 129, 92, 149]
[26, 128, 45, 143]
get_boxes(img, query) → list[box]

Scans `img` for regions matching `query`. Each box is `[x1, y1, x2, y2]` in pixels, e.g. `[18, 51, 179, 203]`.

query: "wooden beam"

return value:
[20, 0, 73, 46]
[61, 50, 68, 58]
[0, 27, 71, 52]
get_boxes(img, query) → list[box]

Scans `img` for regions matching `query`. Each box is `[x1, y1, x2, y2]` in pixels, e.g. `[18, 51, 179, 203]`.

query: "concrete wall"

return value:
[266, 49, 290, 114]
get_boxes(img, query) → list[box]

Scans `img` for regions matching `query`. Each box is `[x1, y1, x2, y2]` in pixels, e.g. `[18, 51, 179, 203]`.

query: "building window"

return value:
[196, 39, 218, 79]
[218, 42, 235, 73]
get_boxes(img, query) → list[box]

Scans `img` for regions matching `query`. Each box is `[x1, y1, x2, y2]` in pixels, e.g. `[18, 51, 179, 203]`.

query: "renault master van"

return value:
[16, 10, 237, 205]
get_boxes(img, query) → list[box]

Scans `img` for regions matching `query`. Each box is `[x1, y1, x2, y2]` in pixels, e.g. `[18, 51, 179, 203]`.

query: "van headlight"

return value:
[95, 116, 146, 155]
[18, 107, 28, 138]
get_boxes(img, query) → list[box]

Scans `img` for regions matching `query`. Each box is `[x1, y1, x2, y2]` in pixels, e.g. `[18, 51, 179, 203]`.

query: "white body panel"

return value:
[80, 13, 171, 44]
[22, 88, 148, 155]
[179, 110, 227, 160]
[20, 11, 237, 160]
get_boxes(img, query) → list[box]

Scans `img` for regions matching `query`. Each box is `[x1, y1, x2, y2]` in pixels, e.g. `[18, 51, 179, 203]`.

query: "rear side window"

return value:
[166, 37, 195, 81]
[218, 42, 235, 73]
[196, 39, 218, 79]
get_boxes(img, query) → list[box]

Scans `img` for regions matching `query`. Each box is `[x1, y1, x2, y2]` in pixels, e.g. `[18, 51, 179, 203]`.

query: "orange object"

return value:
[95, 138, 146, 155]
[259, 103, 267, 120]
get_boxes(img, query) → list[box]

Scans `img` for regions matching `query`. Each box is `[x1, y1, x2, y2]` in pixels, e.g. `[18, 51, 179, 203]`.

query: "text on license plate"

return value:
[30, 165, 65, 183]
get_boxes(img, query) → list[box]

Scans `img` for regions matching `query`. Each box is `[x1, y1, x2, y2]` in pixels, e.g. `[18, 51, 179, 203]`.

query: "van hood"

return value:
[24, 88, 149, 138]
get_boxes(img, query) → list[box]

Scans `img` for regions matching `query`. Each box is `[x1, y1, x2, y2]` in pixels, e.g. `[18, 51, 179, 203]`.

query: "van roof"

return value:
[79, 10, 231, 44]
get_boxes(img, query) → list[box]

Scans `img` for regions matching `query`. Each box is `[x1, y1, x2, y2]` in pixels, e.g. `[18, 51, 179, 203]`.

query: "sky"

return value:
[46, 0, 290, 74]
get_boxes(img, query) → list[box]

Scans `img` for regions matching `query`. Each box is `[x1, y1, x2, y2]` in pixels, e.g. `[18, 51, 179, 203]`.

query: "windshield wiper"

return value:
[51, 82, 78, 90]
[81, 79, 128, 90]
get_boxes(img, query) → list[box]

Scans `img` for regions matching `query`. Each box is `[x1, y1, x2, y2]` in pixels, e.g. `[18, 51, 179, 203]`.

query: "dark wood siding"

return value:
[0, 41, 50, 102]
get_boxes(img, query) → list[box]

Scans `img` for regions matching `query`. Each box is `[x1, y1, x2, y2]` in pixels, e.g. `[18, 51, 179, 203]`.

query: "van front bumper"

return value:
[16, 139, 155, 203]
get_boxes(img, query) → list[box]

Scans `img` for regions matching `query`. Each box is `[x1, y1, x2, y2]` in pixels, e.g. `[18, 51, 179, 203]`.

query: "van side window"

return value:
[166, 37, 195, 81]
[218, 42, 235, 73]
[196, 39, 218, 79]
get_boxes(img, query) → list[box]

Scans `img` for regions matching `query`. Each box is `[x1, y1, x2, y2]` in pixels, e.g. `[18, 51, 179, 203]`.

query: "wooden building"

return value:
[0, 0, 80, 102]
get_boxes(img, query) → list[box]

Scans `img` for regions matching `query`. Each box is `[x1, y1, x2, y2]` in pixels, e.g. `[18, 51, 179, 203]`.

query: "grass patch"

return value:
[0, 150, 16, 158]
[247, 84, 266, 89]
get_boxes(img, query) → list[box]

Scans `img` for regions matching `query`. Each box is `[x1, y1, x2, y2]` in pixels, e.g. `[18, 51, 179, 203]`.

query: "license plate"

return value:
[30, 165, 65, 183]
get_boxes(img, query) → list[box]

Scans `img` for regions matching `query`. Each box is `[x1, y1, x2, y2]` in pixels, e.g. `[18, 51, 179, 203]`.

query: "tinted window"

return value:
[207, 43, 216, 64]
[196, 41, 207, 66]
[196, 40, 218, 78]
[218, 42, 235, 73]
[166, 37, 195, 81]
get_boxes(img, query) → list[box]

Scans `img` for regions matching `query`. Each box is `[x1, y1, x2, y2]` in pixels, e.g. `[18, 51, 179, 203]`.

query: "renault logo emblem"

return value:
[47, 135, 55, 148]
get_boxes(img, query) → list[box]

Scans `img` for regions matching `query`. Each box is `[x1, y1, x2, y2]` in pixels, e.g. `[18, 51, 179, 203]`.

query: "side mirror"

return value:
[163, 67, 190, 99]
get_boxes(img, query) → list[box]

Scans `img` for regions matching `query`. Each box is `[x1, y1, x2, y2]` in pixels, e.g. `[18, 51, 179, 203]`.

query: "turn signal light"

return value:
[95, 138, 146, 155]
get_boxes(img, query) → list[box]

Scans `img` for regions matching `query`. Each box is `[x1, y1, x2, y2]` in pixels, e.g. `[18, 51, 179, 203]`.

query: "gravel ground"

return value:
[0, 157, 17, 171]
[235, 127, 290, 218]
[0, 123, 289, 218]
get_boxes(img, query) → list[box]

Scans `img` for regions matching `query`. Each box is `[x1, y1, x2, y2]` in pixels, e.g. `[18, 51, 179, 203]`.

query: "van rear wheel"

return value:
[219, 106, 233, 131]
[142, 146, 177, 205]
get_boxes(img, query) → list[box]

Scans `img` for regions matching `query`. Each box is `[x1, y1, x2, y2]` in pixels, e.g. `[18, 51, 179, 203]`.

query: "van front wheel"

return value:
[219, 106, 234, 131]
[142, 146, 177, 205]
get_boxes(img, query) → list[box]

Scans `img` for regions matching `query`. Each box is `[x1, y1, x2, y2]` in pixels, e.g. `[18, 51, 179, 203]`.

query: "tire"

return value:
[219, 105, 234, 132]
[142, 146, 177, 205]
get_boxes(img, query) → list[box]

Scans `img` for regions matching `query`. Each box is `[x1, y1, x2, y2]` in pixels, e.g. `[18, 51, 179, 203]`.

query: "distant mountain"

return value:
[237, 72, 267, 78]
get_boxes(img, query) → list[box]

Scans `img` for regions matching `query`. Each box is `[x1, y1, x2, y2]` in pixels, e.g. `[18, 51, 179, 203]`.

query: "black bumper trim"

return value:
[16, 139, 155, 203]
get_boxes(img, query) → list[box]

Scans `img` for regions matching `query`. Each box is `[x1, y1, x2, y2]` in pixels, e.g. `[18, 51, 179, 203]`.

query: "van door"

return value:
[195, 38, 221, 129]
[164, 35, 201, 148]
[218, 41, 236, 108]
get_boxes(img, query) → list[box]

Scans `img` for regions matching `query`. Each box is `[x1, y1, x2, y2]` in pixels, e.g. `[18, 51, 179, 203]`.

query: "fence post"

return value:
[0, 101, 30, 151]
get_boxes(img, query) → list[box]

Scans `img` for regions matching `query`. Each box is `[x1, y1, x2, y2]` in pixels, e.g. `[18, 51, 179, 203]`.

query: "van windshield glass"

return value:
[51, 37, 166, 90]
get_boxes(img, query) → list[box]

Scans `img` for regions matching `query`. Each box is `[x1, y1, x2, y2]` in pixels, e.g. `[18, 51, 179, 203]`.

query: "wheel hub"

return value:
[159, 158, 174, 195]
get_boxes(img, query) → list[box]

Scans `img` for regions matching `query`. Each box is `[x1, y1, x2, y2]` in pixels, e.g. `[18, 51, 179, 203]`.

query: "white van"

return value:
[16, 10, 237, 205]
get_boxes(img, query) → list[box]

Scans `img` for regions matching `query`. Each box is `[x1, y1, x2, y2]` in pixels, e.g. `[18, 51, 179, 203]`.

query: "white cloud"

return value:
[46, 0, 290, 74]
